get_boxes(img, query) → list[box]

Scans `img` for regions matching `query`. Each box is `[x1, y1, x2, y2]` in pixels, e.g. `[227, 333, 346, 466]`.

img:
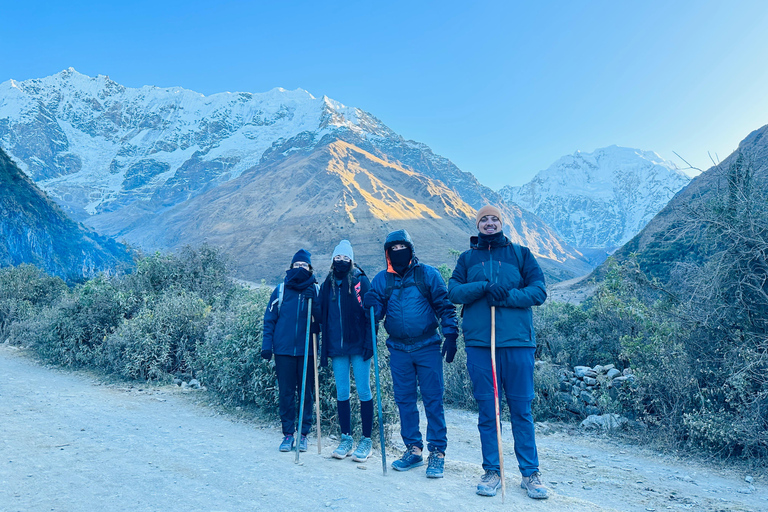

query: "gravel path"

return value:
[1, 344, 764, 512]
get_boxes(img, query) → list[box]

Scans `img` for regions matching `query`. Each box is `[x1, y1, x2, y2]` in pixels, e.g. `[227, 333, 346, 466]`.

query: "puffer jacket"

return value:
[262, 282, 321, 357]
[448, 234, 546, 348]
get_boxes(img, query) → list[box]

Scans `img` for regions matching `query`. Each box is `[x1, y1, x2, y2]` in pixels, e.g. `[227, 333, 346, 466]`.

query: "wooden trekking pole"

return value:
[295, 297, 313, 464]
[491, 306, 506, 502]
[370, 306, 387, 475]
[313, 332, 321, 453]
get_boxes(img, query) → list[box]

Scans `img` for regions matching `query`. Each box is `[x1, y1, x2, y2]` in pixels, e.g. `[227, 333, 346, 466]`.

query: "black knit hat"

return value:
[384, 229, 415, 255]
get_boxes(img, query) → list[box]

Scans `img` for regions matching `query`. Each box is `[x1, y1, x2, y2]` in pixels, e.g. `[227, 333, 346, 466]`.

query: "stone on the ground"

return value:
[607, 368, 622, 379]
[574, 366, 592, 378]
[580, 413, 628, 431]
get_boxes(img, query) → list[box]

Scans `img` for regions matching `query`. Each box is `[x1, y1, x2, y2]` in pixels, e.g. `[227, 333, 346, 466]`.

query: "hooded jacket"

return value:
[366, 230, 458, 352]
[448, 233, 546, 348]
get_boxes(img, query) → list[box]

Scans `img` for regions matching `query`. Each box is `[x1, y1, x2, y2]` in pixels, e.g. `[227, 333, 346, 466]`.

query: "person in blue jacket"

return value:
[262, 249, 321, 453]
[319, 240, 375, 462]
[448, 205, 549, 500]
[362, 229, 458, 479]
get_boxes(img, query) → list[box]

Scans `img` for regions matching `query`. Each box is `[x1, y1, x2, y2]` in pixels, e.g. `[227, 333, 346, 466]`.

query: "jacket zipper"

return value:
[294, 295, 302, 357]
[338, 284, 344, 351]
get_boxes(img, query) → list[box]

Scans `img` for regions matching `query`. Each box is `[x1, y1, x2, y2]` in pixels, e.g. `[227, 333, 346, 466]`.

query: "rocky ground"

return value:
[1, 343, 765, 512]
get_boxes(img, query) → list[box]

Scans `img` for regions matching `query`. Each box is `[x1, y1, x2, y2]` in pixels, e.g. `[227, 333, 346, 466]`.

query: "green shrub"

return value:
[0, 264, 66, 338]
[24, 276, 128, 366]
[100, 289, 210, 380]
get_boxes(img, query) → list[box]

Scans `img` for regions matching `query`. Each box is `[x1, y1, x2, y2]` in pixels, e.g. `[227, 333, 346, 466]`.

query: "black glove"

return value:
[261, 349, 273, 361]
[441, 333, 458, 363]
[301, 287, 316, 300]
[486, 282, 508, 302]
[363, 346, 374, 362]
[362, 291, 377, 311]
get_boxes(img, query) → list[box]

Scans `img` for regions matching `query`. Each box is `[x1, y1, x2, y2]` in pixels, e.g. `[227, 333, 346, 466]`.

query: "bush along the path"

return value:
[2, 246, 400, 446]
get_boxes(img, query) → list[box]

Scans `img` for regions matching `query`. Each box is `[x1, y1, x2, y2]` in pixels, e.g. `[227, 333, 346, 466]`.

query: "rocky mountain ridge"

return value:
[0, 148, 132, 282]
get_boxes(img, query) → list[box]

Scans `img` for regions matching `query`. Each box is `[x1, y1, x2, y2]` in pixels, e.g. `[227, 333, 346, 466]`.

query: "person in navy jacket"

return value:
[262, 249, 321, 453]
[319, 240, 375, 462]
[448, 205, 549, 499]
[363, 229, 458, 479]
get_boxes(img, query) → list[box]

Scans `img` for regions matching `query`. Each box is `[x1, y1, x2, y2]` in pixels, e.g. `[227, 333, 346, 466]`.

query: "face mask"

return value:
[388, 248, 412, 274]
[333, 260, 352, 277]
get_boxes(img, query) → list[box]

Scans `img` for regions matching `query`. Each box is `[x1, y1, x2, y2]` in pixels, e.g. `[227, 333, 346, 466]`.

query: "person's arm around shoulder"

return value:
[496, 247, 547, 308]
[448, 251, 488, 305]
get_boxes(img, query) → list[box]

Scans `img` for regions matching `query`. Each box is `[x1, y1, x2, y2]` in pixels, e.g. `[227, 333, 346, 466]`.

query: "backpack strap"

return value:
[383, 265, 431, 303]
[269, 283, 284, 314]
[270, 282, 319, 315]
[511, 243, 524, 273]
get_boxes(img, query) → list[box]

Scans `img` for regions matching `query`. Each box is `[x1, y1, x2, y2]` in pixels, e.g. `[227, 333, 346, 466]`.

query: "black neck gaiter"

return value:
[389, 248, 412, 276]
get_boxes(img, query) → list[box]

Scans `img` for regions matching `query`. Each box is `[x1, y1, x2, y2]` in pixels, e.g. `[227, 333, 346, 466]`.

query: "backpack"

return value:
[269, 282, 321, 314]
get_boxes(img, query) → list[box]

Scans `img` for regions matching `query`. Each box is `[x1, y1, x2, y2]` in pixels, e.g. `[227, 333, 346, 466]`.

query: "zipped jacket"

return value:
[319, 270, 372, 366]
[448, 235, 546, 348]
[262, 281, 321, 357]
[367, 258, 458, 352]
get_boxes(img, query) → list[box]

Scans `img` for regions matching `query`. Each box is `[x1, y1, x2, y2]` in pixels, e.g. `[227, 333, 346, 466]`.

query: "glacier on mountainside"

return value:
[498, 146, 691, 253]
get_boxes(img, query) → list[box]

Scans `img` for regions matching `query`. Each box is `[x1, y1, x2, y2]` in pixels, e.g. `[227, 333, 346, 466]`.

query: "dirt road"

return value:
[1, 344, 764, 512]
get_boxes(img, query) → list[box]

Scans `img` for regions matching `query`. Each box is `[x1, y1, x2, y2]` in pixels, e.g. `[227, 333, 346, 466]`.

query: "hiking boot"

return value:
[521, 471, 549, 499]
[425, 451, 445, 478]
[279, 435, 294, 452]
[391, 446, 424, 471]
[332, 434, 355, 459]
[351, 437, 372, 462]
[299, 435, 308, 452]
[476, 469, 502, 496]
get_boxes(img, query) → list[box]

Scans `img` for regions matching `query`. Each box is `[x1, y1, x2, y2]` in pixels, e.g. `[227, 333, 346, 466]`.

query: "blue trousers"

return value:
[388, 343, 447, 454]
[466, 346, 539, 477]
[331, 354, 372, 402]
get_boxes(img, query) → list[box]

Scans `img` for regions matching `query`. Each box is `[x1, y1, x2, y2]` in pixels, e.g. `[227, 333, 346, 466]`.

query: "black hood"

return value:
[384, 229, 415, 255]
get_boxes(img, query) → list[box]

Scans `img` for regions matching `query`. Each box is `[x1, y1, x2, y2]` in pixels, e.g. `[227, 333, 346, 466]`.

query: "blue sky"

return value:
[3, 0, 768, 189]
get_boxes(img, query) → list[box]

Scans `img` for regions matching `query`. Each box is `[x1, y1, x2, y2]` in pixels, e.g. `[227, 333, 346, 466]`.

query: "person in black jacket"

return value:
[262, 249, 321, 453]
[363, 229, 458, 479]
[319, 240, 375, 462]
[448, 206, 549, 499]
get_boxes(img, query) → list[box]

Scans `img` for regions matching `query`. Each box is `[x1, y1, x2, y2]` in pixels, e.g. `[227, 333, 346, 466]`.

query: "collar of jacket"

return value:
[470, 234, 511, 250]
[386, 253, 420, 276]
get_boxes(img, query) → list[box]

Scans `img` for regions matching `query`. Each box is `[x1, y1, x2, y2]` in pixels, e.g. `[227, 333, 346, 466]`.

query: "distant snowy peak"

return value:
[499, 145, 691, 250]
[0, 68, 392, 216]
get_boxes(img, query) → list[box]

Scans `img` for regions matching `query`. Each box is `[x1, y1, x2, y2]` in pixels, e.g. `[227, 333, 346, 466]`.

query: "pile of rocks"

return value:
[555, 364, 635, 417]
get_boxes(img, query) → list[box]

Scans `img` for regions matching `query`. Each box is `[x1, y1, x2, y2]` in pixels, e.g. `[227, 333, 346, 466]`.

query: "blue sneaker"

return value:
[279, 435, 294, 452]
[299, 435, 308, 452]
[391, 446, 424, 471]
[352, 437, 372, 463]
[426, 451, 445, 478]
[332, 434, 354, 459]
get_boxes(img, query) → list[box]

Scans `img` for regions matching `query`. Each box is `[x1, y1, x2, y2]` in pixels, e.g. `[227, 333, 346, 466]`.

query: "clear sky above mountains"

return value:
[4, 0, 768, 189]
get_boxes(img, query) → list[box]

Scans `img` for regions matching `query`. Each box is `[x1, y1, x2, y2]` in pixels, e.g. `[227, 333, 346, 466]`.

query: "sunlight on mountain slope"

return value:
[327, 141, 475, 222]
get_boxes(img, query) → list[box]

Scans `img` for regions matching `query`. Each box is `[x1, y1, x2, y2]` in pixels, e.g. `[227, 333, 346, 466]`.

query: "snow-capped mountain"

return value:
[0, 68, 398, 218]
[498, 146, 691, 255]
[0, 69, 592, 281]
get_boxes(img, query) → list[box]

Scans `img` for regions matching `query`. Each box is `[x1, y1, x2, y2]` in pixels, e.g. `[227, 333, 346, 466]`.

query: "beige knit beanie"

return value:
[475, 205, 503, 228]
